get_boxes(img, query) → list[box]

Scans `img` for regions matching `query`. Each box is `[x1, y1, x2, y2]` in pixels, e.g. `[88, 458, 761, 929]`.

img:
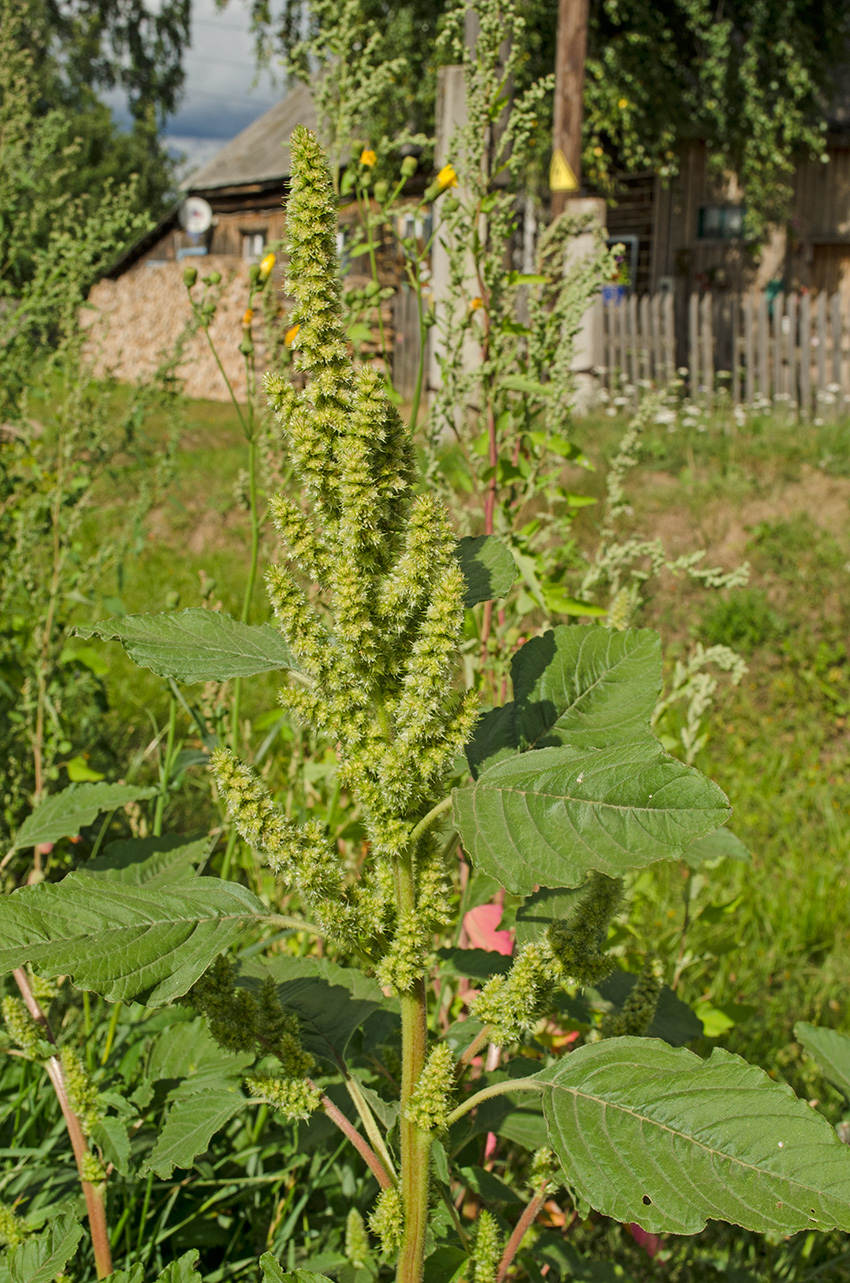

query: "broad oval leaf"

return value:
[82, 834, 209, 886]
[145, 1087, 246, 1179]
[242, 955, 397, 1063]
[13, 782, 158, 852]
[8, 1211, 83, 1283]
[454, 535, 517, 607]
[467, 626, 662, 776]
[259, 1258, 334, 1283]
[539, 1037, 850, 1234]
[795, 1022, 850, 1102]
[682, 826, 750, 868]
[0, 873, 266, 1003]
[75, 608, 299, 683]
[454, 738, 730, 893]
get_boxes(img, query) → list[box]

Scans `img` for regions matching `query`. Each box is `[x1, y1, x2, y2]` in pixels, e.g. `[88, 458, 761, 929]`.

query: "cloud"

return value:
[108, 0, 285, 156]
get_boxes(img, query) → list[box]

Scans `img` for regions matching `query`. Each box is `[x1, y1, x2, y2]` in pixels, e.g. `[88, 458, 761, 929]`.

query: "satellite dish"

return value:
[179, 197, 213, 235]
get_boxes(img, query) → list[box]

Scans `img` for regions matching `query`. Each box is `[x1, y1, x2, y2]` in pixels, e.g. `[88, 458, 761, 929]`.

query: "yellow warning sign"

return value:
[550, 148, 579, 192]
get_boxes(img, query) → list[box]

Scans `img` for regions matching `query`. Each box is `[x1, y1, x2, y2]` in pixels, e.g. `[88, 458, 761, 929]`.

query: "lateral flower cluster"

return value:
[212, 125, 477, 988]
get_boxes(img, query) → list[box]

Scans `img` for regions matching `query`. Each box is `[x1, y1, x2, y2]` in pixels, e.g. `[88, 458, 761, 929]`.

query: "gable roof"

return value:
[182, 81, 319, 193]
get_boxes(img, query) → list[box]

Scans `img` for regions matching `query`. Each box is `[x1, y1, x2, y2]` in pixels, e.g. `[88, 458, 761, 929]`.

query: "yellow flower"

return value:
[618, 98, 629, 109]
[285, 323, 300, 346]
[259, 251, 275, 282]
[360, 148, 377, 167]
[470, 296, 484, 311]
[243, 308, 254, 326]
[437, 163, 458, 189]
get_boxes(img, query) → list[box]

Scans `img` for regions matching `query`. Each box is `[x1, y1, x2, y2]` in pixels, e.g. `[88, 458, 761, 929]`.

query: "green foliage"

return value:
[539, 1037, 850, 1234]
[701, 588, 783, 653]
[5, 98, 850, 1283]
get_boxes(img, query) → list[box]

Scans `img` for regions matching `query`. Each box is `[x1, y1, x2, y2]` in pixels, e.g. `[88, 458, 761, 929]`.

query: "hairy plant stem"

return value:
[444, 1077, 543, 1129]
[12, 968, 113, 1278]
[396, 851, 431, 1283]
[496, 1182, 550, 1282]
[311, 1080, 392, 1190]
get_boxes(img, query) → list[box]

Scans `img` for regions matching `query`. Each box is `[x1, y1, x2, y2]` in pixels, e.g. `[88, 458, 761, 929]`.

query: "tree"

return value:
[226, 0, 850, 235]
[0, 0, 176, 296]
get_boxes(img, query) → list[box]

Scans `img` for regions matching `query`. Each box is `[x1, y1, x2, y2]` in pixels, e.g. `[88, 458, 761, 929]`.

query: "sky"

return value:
[105, 0, 285, 178]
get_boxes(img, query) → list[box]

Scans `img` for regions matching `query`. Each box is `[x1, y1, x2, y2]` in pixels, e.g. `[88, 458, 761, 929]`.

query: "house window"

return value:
[697, 206, 745, 240]
[242, 230, 267, 260]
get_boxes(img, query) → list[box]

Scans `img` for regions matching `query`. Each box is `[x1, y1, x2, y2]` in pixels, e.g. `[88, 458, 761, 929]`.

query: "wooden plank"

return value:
[786, 292, 798, 411]
[689, 291, 699, 400]
[831, 291, 842, 416]
[744, 294, 755, 405]
[650, 292, 662, 383]
[663, 291, 675, 383]
[628, 291, 639, 395]
[639, 294, 651, 384]
[618, 293, 628, 394]
[773, 291, 785, 406]
[757, 291, 769, 403]
[606, 299, 616, 395]
[816, 290, 827, 410]
[700, 292, 714, 409]
[799, 291, 811, 418]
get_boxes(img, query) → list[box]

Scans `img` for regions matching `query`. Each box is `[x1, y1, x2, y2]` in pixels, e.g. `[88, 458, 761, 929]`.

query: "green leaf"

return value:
[0, 873, 266, 1003]
[83, 834, 209, 887]
[13, 782, 158, 851]
[458, 1164, 523, 1203]
[595, 971, 703, 1046]
[422, 1245, 468, 1283]
[796, 1022, 850, 1101]
[91, 1116, 131, 1175]
[467, 626, 662, 776]
[500, 374, 552, 398]
[539, 1037, 850, 1234]
[435, 947, 512, 983]
[543, 589, 608, 618]
[514, 887, 586, 948]
[454, 536, 517, 607]
[259, 1259, 334, 1283]
[155, 1249, 203, 1281]
[66, 756, 105, 782]
[75, 609, 299, 683]
[149, 1017, 253, 1087]
[145, 1087, 246, 1178]
[682, 826, 750, 868]
[8, 1211, 83, 1283]
[454, 739, 731, 894]
[243, 955, 397, 1063]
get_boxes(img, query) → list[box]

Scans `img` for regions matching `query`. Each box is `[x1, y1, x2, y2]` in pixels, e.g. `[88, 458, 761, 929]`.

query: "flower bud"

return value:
[249, 262, 261, 284]
[206, 269, 222, 285]
[183, 265, 198, 289]
[259, 251, 276, 281]
[401, 155, 418, 178]
[374, 179, 388, 203]
[285, 323, 300, 346]
[437, 163, 458, 189]
[243, 308, 254, 327]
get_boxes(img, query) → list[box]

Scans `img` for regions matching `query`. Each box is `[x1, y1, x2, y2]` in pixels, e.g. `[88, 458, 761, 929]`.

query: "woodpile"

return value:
[80, 257, 283, 402]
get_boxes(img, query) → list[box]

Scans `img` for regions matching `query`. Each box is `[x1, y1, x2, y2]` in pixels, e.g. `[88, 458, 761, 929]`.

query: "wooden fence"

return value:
[601, 290, 850, 415]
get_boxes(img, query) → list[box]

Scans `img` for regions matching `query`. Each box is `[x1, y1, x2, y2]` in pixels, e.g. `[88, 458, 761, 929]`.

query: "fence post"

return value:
[689, 292, 699, 402]
[700, 292, 714, 410]
[744, 294, 754, 405]
[799, 292, 811, 418]
[773, 291, 785, 407]
[831, 291, 842, 418]
[786, 293, 798, 412]
[816, 290, 827, 414]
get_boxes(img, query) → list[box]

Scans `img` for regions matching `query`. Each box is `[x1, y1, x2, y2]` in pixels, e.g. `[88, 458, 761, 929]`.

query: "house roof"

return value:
[181, 81, 319, 192]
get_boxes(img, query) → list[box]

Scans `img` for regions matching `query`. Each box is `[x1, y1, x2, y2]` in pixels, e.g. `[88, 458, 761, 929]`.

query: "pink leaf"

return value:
[462, 903, 514, 955]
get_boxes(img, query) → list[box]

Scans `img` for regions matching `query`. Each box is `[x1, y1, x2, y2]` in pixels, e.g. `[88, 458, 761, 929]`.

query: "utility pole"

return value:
[550, 0, 589, 217]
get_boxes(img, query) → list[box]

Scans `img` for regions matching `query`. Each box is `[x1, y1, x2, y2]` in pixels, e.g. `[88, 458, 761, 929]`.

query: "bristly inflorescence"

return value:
[212, 125, 476, 987]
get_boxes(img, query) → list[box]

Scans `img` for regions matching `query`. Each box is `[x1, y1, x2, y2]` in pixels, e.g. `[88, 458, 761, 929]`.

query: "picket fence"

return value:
[601, 290, 850, 415]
